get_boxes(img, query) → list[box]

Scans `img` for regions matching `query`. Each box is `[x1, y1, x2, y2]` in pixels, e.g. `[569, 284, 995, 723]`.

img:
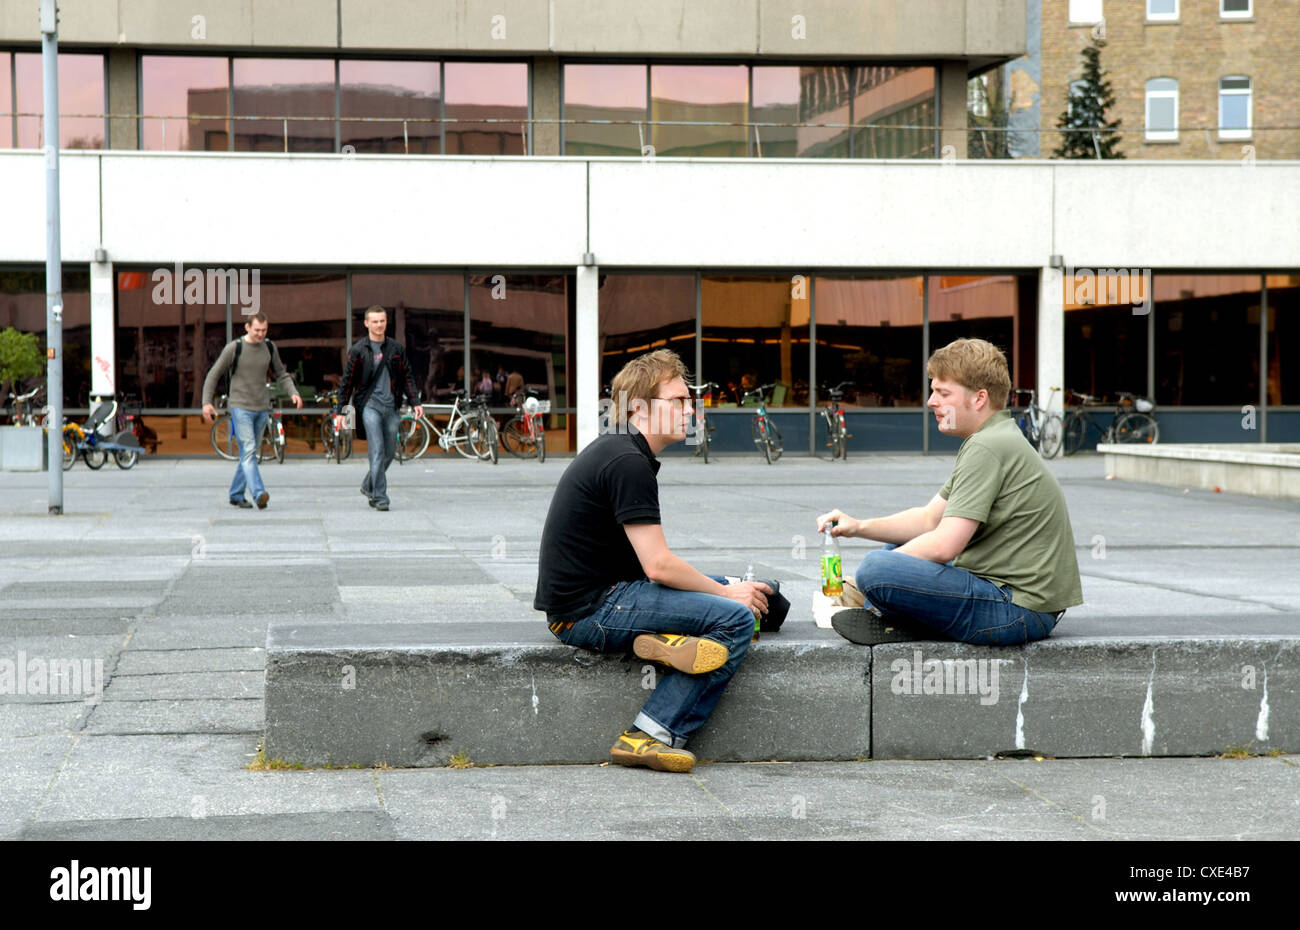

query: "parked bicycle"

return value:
[61, 399, 144, 470]
[1061, 390, 1159, 456]
[500, 389, 548, 462]
[687, 382, 717, 463]
[820, 381, 855, 461]
[6, 386, 44, 426]
[1011, 387, 1063, 458]
[396, 389, 497, 463]
[740, 382, 782, 464]
[319, 389, 353, 464]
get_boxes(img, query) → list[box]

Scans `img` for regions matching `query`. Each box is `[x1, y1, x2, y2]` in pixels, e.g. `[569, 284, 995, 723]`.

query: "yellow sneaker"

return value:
[633, 633, 729, 675]
[609, 730, 696, 773]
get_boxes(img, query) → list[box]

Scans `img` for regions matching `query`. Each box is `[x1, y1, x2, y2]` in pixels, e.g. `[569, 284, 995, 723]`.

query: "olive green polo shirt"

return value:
[939, 410, 1084, 613]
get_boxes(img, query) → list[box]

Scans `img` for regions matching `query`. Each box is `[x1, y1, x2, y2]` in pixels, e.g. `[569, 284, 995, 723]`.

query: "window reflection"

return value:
[852, 65, 936, 158]
[651, 65, 748, 157]
[141, 55, 229, 151]
[563, 63, 646, 157]
[468, 273, 568, 407]
[0, 267, 92, 407]
[1154, 274, 1261, 406]
[815, 275, 923, 407]
[1065, 274, 1149, 401]
[340, 60, 441, 154]
[1267, 275, 1300, 406]
[445, 62, 528, 155]
[1, 53, 12, 148]
[752, 66, 851, 158]
[15, 53, 104, 149]
[233, 58, 335, 153]
[702, 275, 809, 406]
[927, 275, 1027, 394]
[598, 274, 695, 386]
[350, 274, 464, 402]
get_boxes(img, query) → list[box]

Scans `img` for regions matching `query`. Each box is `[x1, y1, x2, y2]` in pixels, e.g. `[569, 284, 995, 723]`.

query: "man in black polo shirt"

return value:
[534, 349, 772, 773]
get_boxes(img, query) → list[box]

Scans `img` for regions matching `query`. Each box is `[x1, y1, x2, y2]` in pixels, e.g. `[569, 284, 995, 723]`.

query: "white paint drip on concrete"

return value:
[1014, 661, 1029, 750]
[1255, 663, 1270, 742]
[530, 674, 539, 715]
[1140, 649, 1158, 756]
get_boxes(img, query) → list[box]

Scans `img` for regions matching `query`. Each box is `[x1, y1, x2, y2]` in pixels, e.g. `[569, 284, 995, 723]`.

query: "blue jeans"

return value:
[854, 544, 1060, 646]
[553, 575, 754, 748]
[361, 403, 400, 505]
[228, 407, 269, 502]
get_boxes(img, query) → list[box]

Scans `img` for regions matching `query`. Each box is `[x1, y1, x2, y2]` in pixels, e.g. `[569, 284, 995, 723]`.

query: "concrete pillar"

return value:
[938, 61, 968, 158]
[575, 263, 600, 451]
[1037, 265, 1065, 442]
[532, 56, 561, 156]
[89, 259, 115, 397]
[107, 49, 137, 150]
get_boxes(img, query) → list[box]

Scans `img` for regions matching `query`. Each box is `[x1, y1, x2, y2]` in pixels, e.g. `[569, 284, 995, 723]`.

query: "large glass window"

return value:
[598, 274, 696, 387]
[141, 55, 229, 151]
[350, 273, 464, 402]
[1268, 275, 1300, 406]
[650, 65, 748, 157]
[1064, 275, 1149, 401]
[702, 275, 809, 406]
[444, 62, 528, 155]
[233, 58, 335, 153]
[751, 66, 851, 158]
[852, 66, 937, 158]
[340, 60, 440, 154]
[563, 63, 646, 157]
[15, 53, 104, 149]
[1145, 78, 1179, 141]
[1154, 274, 1261, 406]
[1, 53, 13, 148]
[1218, 76, 1251, 139]
[468, 273, 568, 407]
[0, 268, 91, 407]
[928, 275, 1027, 393]
[253, 272, 347, 399]
[815, 275, 924, 407]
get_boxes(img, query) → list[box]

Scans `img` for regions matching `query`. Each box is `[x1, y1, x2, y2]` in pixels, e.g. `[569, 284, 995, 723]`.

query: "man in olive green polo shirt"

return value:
[817, 337, 1082, 646]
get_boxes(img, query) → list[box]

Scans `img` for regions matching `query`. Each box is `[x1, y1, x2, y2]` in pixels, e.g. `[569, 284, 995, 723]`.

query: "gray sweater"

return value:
[201, 337, 297, 412]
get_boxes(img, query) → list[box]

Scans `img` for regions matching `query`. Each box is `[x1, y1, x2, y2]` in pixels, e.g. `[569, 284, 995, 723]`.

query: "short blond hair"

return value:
[926, 338, 1011, 410]
[609, 349, 689, 423]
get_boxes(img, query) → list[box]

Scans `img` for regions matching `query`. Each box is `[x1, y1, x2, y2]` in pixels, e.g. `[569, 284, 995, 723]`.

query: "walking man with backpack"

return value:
[201, 313, 303, 509]
[334, 305, 424, 511]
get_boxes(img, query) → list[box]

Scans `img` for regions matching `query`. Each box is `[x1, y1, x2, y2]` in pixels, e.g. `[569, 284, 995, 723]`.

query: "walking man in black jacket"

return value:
[335, 306, 423, 511]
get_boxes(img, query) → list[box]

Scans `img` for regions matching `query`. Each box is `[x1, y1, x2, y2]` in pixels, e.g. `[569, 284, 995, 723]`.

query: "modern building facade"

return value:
[1, 1, 1296, 456]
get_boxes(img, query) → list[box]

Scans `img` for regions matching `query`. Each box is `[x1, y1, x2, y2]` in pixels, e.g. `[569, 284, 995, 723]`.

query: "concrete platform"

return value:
[1101, 442, 1300, 500]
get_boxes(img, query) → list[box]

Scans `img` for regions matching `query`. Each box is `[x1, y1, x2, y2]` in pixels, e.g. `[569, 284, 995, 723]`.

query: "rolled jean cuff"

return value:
[634, 711, 686, 749]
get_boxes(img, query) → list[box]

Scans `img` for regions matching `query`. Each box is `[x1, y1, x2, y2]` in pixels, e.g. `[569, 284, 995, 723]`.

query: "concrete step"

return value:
[264, 620, 1300, 765]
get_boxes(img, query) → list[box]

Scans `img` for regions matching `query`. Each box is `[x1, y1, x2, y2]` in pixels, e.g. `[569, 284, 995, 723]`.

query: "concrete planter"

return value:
[0, 426, 47, 471]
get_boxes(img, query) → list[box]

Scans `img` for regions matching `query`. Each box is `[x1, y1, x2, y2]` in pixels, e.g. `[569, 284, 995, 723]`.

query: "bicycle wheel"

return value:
[752, 418, 772, 464]
[451, 416, 482, 460]
[1038, 413, 1063, 458]
[536, 425, 546, 463]
[273, 419, 286, 464]
[501, 416, 534, 458]
[258, 422, 275, 463]
[210, 415, 238, 460]
[1063, 412, 1087, 456]
[83, 446, 107, 470]
[768, 421, 784, 463]
[339, 429, 352, 463]
[113, 448, 139, 469]
[61, 435, 75, 470]
[397, 416, 431, 462]
[835, 412, 847, 461]
[1115, 413, 1159, 445]
[478, 417, 499, 464]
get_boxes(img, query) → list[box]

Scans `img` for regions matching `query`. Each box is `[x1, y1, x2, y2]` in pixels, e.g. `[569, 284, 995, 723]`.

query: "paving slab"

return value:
[83, 699, 264, 735]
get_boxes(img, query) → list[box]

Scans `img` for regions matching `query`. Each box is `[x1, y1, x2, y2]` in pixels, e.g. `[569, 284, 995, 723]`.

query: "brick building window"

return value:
[1145, 78, 1179, 141]
[1220, 0, 1252, 18]
[1219, 76, 1252, 139]
[1068, 0, 1103, 24]
[1146, 0, 1179, 21]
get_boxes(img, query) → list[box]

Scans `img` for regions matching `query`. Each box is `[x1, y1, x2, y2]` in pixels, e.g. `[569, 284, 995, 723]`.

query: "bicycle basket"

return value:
[1134, 397, 1155, 413]
[525, 398, 550, 414]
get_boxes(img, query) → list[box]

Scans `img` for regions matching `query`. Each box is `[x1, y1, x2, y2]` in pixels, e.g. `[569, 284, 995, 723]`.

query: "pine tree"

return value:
[1054, 40, 1124, 159]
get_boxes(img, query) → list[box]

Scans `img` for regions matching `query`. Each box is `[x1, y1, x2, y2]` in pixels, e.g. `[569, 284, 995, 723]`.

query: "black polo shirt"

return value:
[533, 429, 662, 619]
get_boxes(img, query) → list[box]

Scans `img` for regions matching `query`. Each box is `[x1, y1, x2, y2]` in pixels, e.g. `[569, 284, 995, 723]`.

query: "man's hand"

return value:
[719, 580, 771, 616]
[411, 404, 424, 420]
[202, 403, 217, 424]
[816, 509, 860, 538]
[290, 393, 303, 410]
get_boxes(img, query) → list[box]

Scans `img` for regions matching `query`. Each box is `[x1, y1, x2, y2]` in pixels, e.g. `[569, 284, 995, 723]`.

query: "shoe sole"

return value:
[633, 635, 728, 675]
[609, 747, 696, 773]
[256, 493, 269, 510]
[830, 608, 927, 645]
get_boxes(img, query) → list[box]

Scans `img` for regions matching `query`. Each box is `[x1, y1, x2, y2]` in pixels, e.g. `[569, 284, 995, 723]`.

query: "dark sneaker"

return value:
[255, 492, 269, 510]
[609, 729, 696, 773]
[831, 606, 930, 645]
[633, 633, 728, 675]
[229, 498, 252, 509]
[368, 499, 377, 508]
[375, 502, 389, 511]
